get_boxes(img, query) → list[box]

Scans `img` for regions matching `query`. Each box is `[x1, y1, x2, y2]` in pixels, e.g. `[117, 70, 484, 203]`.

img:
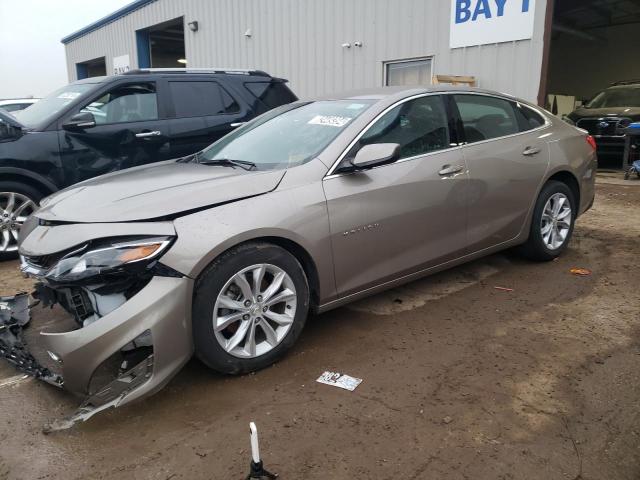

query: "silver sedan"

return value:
[2, 86, 596, 428]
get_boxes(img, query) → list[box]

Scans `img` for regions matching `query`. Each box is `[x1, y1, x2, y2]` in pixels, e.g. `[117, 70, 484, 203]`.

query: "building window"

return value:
[384, 58, 433, 87]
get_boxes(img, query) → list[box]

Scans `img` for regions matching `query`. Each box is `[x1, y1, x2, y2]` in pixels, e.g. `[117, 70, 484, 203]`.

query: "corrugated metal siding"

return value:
[64, 0, 548, 102]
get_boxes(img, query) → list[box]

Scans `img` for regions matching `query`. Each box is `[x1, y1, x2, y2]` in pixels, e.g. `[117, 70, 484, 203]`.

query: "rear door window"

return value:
[169, 81, 240, 118]
[244, 82, 297, 109]
[453, 94, 519, 143]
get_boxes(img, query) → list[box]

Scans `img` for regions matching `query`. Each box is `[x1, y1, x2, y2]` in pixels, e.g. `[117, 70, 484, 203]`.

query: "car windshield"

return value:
[14, 83, 97, 128]
[587, 86, 640, 109]
[199, 100, 374, 170]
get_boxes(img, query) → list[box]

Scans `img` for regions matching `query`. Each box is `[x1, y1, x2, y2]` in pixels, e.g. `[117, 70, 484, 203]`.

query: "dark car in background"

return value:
[0, 68, 297, 255]
[566, 80, 640, 165]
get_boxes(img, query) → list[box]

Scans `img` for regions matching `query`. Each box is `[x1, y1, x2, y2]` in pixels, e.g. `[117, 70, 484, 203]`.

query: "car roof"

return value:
[70, 69, 279, 87]
[320, 85, 519, 101]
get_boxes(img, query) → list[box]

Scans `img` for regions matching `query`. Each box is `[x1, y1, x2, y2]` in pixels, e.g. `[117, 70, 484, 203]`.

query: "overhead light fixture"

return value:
[188, 21, 199, 32]
[177, 58, 187, 64]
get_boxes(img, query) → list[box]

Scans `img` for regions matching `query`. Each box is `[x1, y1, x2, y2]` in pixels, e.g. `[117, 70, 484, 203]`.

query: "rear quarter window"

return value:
[514, 103, 546, 131]
[244, 82, 297, 109]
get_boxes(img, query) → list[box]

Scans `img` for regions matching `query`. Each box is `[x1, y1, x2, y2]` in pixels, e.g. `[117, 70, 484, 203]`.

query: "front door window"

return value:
[80, 82, 158, 124]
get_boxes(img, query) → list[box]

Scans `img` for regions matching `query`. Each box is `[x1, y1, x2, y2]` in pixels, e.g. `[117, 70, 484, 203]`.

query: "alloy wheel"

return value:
[0, 192, 36, 253]
[213, 263, 297, 358]
[540, 192, 572, 250]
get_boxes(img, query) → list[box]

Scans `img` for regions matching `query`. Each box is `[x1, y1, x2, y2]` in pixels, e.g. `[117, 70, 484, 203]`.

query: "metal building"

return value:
[62, 0, 640, 111]
[62, 0, 552, 103]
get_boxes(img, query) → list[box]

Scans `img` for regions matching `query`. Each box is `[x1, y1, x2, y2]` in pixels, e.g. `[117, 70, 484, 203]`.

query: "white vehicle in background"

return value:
[0, 98, 39, 113]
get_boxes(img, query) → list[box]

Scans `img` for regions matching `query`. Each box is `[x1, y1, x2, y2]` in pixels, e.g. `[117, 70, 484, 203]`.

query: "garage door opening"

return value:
[543, 0, 640, 169]
[76, 57, 107, 80]
[139, 17, 186, 68]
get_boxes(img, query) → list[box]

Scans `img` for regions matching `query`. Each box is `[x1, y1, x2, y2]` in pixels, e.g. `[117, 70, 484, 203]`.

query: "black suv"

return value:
[566, 80, 640, 165]
[0, 68, 297, 254]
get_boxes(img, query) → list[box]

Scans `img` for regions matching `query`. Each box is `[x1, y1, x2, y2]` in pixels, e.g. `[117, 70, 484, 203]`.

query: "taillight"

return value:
[586, 135, 597, 151]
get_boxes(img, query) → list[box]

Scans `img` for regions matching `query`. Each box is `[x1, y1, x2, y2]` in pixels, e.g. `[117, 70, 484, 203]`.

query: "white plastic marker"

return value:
[246, 422, 278, 479]
[249, 422, 261, 464]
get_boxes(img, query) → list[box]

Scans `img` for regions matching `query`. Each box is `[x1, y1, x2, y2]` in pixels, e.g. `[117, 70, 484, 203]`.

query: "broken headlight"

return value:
[44, 237, 174, 283]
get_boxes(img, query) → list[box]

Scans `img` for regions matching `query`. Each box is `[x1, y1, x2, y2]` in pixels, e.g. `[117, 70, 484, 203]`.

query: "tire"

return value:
[192, 242, 310, 375]
[0, 182, 43, 260]
[519, 180, 576, 262]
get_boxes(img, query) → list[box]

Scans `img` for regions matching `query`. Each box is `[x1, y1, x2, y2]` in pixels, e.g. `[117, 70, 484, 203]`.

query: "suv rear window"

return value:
[244, 82, 297, 109]
[169, 81, 239, 118]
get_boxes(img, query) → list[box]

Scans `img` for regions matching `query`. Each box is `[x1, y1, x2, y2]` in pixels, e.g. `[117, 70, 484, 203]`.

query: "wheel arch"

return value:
[194, 235, 322, 312]
[517, 168, 583, 245]
[0, 167, 58, 197]
[546, 170, 581, 210]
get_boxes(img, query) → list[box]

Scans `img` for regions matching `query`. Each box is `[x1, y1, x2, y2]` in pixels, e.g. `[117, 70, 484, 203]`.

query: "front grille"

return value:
[577, 117, 631, 137]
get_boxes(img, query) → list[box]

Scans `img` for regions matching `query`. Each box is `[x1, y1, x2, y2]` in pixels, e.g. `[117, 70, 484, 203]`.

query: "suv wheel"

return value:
[193, 242, 309, 374]
[0, 182, 41, 259]
[520, 180, 576, 261]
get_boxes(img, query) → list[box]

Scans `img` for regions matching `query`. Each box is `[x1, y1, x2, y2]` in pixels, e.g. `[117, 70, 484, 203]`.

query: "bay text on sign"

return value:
[450, 0, 536, 48]
[113, 54, 131, 75]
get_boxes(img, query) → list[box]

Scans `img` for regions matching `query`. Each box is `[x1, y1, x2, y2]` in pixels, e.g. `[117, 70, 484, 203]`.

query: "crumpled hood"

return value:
[36, 160, 286, 223]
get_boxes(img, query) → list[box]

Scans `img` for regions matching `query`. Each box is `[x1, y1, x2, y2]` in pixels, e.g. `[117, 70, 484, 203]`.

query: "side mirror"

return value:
[0, 120, 22, 141]
[63, 112, 96, 131]
[351, 143, 401, 170]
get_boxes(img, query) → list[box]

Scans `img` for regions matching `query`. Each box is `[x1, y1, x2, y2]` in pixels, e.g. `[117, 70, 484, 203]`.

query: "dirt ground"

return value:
[1, 174, 639, 480]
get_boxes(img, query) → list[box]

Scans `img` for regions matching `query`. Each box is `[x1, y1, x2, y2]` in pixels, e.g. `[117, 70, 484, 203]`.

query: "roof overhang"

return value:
[61, 0, 157, 45]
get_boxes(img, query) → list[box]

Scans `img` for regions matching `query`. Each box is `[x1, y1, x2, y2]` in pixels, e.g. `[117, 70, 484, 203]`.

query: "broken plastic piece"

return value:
[494, 286, 514, 292]
[0, 293, 63, 387]
[43, 354, 154, 434]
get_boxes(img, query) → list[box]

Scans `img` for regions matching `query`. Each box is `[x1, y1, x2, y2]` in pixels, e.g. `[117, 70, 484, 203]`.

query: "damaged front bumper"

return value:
[0, 293, 63, 387]
[0, 275, 194, 432]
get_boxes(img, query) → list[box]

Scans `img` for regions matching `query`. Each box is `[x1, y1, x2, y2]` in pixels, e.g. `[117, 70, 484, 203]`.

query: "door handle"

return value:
[135, 131, 162, 138]
[522, 146, 541, 156]
[438, 164, 465, 176]
[230, 122, 246, 128]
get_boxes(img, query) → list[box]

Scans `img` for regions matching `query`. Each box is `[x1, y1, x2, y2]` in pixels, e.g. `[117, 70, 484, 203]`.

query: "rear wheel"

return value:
[0, 182, 42, 259]
[192, 242, 309, 374]
[519, 180, 576, 262]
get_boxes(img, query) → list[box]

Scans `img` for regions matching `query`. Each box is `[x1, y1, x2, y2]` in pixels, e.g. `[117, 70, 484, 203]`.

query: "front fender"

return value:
[161, 181, 337, 304]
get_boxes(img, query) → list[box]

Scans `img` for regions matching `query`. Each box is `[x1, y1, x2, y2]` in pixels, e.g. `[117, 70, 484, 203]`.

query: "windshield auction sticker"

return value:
[308, 115, 352, 127]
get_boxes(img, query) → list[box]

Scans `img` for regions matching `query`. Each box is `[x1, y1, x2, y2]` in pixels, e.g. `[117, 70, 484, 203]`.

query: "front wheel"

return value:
[0, 183, 42, 259]
[192, 242, 309, 375]
[519, 180, 576, 262]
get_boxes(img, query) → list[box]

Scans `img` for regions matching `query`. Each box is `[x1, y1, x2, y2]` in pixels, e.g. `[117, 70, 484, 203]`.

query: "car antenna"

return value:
[245, 422, 278, 479]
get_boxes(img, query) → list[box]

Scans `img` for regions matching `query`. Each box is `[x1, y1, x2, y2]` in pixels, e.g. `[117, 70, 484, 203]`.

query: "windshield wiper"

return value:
[198, 158, 258, 171]
[176, 151, 200, 163]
